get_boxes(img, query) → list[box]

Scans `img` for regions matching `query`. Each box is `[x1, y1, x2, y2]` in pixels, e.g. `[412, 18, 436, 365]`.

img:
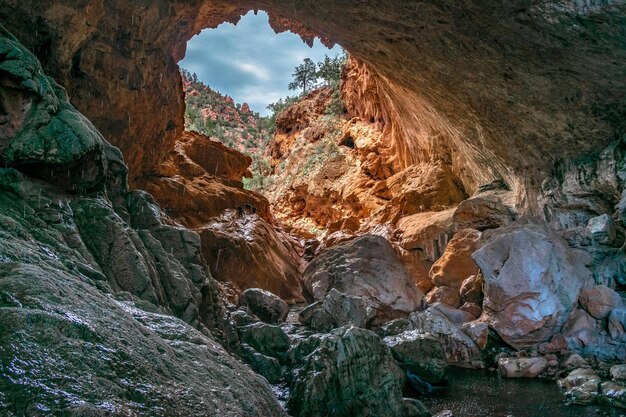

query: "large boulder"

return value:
[238, 322, 291, 362]
[383, 330, 448, 384]
[497, 357, 548, 378]
[578, 285, 623, 320]
[472, 219, 592, 349]
[430, 228, 481, 288]
[299, 289, 375, 331]
[303, 235, 424, 322]
[239, 288, 289, 325]
[287, 326, 423, 417]
[452, 188, 517, 231]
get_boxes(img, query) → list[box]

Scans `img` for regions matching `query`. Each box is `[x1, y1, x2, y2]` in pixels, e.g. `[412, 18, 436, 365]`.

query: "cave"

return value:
[0, 1, 625, 416]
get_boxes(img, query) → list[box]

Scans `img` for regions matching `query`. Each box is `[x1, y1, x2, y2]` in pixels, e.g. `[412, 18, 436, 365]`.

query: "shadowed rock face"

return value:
[0, 1, 624, 207]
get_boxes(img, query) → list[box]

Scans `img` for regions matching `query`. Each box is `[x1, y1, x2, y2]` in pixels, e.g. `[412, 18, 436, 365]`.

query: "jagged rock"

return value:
[238, 322, 290, 362]
[473, 219, 592, 349]
[241, 344, 283, 384]
[379, 318, 412, 337]
[383, 330, 448, 383]
[461, 321, 490, 350]
[0, 26, 108, 193]
[430, 229, 481, 288]
[452, 190, 517, 231]
[238, 288, 289, 325]
[459, 274, 484, 306]
[299, 289, 375, 332]
[608, 307, 626, 340]
[588, 214, 618, 246]
[303, 235, 423, 322]
[430, 302, 475, 326]
[601, 381, 626, 409]
[231, 309, 260, 327]
[560, 353, 590, 371]
[579, 285, 623, 320]
[409, 307, 481, 366]
[397, 209, 455, 264]
[425, 286, 461, 309]
[559, 368, 602, 405]
[0, 263, 286, 416]
[287, 326, 421, 417]
[611, 365, 626, 381]
[497, 357, 548, 378]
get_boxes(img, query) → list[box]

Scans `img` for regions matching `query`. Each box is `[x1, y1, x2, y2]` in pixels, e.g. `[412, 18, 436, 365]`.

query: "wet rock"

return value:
[383, 330, 448, 383]
[230, 309, 260, 327]
[600, 381, 626, 409]
[579, 285, 623, 320]
[287, 326, 420, 417]
[0, 27, 108, 193]
[459, 274, 484, 306]
[588, 214, 617, 246]
[433, 411, 454, 417]
[378, 318, 412, 337]
[241, 344, 283, 384]
[238, 288, 289, 325]
[473, 219, 592, 349]
[430, 229, 481, 288]
[303, 235, 423, 322]
[558, 368, 602, 405]
[0, 263, 286, 416]
[611, 365, 626, 381]
[299, 289, 375, 332]
[238, 322, 291, 362]
[497, 357, 548, 378]
[410, 307, 481, 366]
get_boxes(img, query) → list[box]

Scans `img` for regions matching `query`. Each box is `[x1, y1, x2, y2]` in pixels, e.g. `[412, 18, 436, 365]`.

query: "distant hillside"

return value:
[181, 69, 272, 157]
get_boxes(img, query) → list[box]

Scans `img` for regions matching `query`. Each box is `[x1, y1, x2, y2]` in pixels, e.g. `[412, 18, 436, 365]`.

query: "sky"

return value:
[179, 11, 342, 116]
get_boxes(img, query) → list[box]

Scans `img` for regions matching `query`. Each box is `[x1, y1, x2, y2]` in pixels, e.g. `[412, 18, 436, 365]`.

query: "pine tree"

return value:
[288, 58, 318, 94]
[317, 53, 347, 86]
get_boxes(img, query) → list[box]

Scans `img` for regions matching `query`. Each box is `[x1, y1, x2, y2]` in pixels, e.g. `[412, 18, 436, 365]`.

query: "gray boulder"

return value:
[239, 288, 289, 324]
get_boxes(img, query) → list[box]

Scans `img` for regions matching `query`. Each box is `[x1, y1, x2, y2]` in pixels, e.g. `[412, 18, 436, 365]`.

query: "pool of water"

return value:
[421, 367, 625, 417]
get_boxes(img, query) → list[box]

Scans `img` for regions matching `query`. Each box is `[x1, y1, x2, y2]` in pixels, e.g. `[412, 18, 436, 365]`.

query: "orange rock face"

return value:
[430, 229, 482, 289]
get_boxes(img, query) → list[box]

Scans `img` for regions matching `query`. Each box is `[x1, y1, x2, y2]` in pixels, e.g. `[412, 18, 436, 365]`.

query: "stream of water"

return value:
[422, 367, 625, 417]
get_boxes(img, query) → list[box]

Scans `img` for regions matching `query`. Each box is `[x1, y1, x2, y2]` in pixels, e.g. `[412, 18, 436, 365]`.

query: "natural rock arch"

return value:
[1, 0, 624, 211]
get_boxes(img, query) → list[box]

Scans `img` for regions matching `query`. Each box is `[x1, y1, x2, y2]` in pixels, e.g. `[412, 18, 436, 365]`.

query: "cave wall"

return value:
[1, 0, 624, 211]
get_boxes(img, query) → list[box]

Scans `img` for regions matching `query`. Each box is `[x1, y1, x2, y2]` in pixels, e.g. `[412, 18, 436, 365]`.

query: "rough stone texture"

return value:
[238, 288, 289, 324]
[559, 368, 602, 406]
[459, 274, 484, 306]
[303, 235, 424, 321]
[601, 381, 626, 409]
[425, 286, 461, 309]
[497, 357, 548, 378]
[2, 0, 624, 216]
[240, 343, 283, 384]
[238, 322, 290, 362]
[298, 289, 375, 332]
[473, 219, 593, 349]
[0, 264, 287, 416]
[611, 365, 626, 381]
[198, 210, 304, 303]
[287, 326, 421, 417]
[579, 285, 623, 320]
[453, 188, 517, 231]
[430, 228, 481, 288]
[0, 34, 284, 415]
[609, 307, 626, 340]
[383, 330, 448, 384]
[409, 307, 481, 366]
[588, 214, 618, 246]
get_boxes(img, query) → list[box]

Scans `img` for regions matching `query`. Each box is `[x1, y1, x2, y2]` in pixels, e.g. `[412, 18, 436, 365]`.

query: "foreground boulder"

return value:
[430, 228, 481, 289]
[497, 357, 548, 378]
[473, 219, 592, 349]
[287, 326, 425, 417]
[383, 330, 448, 383]
[299, 289, 374, 331]
[303, 235, 424, 322]
[239, 288, 289, 324]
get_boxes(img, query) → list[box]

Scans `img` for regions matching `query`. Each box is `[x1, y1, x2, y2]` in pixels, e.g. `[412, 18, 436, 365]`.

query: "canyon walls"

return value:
[0, 0, 623, 209]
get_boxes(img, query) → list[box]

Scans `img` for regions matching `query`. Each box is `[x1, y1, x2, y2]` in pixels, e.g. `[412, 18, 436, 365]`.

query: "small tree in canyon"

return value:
[288, 58, 319, 94]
